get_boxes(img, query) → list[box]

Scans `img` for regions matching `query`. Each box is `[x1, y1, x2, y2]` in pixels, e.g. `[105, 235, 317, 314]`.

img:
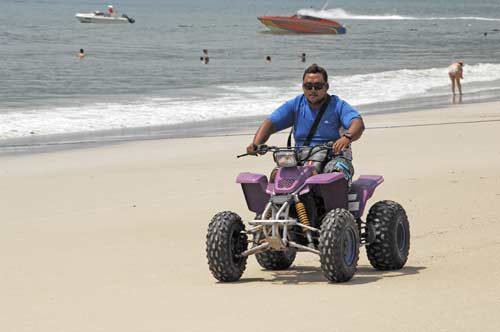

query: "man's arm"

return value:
[333, 117, 365, 153]
[348, 117, 365, 141]
[246, 119, 277, 154]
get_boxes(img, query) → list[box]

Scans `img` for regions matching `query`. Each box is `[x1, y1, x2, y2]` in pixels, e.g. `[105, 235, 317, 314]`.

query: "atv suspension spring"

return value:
[295, 202, 310, 227]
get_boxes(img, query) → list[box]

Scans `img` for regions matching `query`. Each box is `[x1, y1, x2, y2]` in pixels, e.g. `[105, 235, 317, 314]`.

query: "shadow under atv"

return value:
[228, 265, 426, 285]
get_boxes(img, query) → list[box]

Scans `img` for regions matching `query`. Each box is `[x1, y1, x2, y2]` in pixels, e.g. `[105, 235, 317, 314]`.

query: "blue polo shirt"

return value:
[268, 94, 361, 147]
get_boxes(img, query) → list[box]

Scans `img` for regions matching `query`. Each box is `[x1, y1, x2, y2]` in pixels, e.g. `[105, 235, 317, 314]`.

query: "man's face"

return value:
[303, 73, 328, 106]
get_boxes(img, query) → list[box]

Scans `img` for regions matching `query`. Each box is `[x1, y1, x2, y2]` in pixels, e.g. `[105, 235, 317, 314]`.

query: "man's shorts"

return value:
[298, 147, 355, 185]
[323, 156, 354, 186]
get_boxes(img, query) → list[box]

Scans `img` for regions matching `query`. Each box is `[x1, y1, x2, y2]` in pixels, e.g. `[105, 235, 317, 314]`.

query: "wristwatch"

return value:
[342, 132, 353, 141]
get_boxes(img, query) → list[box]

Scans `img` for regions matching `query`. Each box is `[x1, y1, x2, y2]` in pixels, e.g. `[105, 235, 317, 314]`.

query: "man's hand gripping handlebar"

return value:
[237, 144, 270, 158]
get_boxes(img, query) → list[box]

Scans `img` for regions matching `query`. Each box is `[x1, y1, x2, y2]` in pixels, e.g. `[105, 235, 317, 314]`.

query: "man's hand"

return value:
[333, 136, 351, 154]
[333, 118, 364, 154]
[247, 120, 276, 156]
[246, 143, 258, 155]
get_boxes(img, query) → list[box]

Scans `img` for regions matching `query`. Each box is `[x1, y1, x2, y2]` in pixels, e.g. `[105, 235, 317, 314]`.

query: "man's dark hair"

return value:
[303, 63, 328, 82]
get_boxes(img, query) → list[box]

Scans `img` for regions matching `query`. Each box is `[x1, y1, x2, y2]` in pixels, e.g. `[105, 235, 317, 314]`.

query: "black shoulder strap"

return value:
[303, 95, 331, 147]
[287, 126, 294, 148]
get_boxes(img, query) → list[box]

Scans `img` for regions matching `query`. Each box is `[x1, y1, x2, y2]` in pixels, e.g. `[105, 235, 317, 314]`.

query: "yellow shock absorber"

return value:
[295, 202, 310, 227]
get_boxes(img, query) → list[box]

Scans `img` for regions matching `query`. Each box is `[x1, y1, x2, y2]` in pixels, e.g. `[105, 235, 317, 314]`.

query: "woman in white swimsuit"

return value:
[448, 61, 464, 95]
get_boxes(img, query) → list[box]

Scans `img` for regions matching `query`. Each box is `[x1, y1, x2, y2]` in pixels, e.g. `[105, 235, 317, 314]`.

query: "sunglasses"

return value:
[303, 82, 327, 90]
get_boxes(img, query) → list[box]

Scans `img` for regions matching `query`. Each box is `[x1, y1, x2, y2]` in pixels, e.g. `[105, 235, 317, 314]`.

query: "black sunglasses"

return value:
[303, 82, 327, 90]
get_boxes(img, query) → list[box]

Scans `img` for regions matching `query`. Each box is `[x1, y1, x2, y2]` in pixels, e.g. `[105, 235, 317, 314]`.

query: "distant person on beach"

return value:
[77, 48, 85, 59]
[300, 53, 306, 62]
[202, 49, 209, 64]
[246, 63, 364, 183]
[266, 55, 272, 63]
[448, 61, 464, 95]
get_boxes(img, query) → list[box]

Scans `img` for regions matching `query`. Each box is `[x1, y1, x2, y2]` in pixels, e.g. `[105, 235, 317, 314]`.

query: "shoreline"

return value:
[2, 90, 500, 157]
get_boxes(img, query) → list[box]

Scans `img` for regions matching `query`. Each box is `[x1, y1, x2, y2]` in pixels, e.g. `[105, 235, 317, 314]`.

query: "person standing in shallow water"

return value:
[300, 53, 306, 62]
[265, 55, 272, 63]
[448, 61, 464, 95]
[77, 48, 85, 59]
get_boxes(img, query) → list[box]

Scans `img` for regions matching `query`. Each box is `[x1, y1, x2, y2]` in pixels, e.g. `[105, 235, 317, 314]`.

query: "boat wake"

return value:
[297, 8, 500, 21]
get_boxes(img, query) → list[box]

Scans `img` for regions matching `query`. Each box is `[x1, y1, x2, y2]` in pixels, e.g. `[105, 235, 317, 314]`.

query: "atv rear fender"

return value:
[348, 175, 384, 219]
[236, 172, 270, 214]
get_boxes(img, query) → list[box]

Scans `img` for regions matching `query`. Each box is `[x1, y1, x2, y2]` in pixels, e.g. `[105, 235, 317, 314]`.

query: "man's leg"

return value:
[323, 156, 354, 186]
[269, 167, 278, 183]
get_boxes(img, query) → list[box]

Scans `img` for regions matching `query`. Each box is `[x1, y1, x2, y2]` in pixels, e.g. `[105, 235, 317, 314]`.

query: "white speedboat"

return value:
[75, 10, 135, 24]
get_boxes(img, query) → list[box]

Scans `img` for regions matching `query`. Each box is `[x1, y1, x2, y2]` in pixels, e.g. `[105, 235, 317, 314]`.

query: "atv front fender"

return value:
[236, 172, 270, 214]
[305, 172, 348, 212]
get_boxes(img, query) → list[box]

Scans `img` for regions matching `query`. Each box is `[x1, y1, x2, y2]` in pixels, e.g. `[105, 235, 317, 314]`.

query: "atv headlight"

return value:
[273, 151, 297, 167]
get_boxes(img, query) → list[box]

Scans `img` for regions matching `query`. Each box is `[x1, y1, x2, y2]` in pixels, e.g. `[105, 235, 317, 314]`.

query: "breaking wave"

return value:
[1, 63, 500, 140]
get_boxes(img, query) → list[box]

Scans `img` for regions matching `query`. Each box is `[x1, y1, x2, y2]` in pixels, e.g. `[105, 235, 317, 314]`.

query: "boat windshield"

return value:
[296, 14, 322, 20]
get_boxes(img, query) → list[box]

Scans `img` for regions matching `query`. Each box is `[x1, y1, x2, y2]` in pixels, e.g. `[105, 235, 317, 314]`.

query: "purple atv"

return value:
[206, 144, 410, 282]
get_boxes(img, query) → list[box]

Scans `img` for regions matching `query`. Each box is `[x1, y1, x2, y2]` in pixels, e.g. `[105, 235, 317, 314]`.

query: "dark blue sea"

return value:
[1, 0, 500, 147]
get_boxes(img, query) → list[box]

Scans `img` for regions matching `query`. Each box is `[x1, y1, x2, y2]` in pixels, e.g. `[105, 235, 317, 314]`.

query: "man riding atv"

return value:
[246, 63, 365, 184]
[205, 64, 409, 283]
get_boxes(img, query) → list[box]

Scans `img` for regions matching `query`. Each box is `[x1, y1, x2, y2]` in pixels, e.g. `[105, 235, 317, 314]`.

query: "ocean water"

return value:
[1, 0, 500, 146]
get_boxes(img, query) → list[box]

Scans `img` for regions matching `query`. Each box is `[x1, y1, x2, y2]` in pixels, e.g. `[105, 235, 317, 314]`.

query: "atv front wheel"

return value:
[319, 209, 360, 282]
[206, 211, 248, 282]
[366, 200, 410, 270]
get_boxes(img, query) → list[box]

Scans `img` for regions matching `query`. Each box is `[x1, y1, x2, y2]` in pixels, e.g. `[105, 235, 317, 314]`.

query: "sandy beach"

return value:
[2, 100, 500, 332]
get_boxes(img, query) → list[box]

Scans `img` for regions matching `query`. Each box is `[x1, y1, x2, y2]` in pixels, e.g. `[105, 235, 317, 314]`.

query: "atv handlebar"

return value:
[237, 142, 334, 159]
[236, 144, 271, 158]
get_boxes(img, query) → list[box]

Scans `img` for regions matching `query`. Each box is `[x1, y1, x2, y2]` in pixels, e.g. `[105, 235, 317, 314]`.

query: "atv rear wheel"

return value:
[366, 200, 410, 270]
[253, 215, 297, 270]
[206, 211, 248, 282]
[319, 209, 360, 282]
[256, 248, 297, 270]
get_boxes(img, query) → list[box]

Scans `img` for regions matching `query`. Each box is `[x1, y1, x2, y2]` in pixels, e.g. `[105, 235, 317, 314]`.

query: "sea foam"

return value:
[1, 63, 500, 140]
